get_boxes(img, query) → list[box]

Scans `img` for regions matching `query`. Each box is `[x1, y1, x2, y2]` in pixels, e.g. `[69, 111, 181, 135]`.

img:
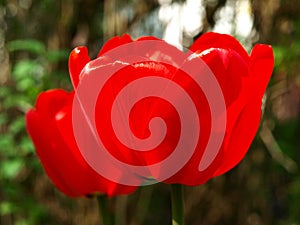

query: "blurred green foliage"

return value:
[0, 1, 300, 225]
[0, 36, 70, 224]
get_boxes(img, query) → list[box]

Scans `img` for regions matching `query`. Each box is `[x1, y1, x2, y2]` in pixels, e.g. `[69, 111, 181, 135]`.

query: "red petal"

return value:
[94, 61, 180, 167]
[136, 36, 161, 41]
[26, 110, 74, 195]
[26, 90, 136, 196]
[166, 48, 250, 185]
[213, 45, 274, 176]
[197, 48, 248, 108]
[190, 32, 249, 64]
[214, 99, 262, 176]
[35, 89, 72, 119]
[68, 46, 90, 88]
[249, 44, 274, 100]
[97, 34, 133, 57]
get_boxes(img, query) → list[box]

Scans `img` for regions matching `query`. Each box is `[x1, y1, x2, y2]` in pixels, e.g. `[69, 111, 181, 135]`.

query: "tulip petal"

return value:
[196, 48, 248, 107]
[26, 109, 75, 195]
[94, 61, 180, 167]
[190, 32, 249, 63]
[35, 89, 71, 119]
[249, 44, 274, 99]
[68, 46, 90, 88]
[136, 36, 161, 41]
[97, 34, 133, 57]
[166, 47, 249, 185]
[26, 90, 136, 196]
[213, 45, 274, 176]
[214, 99, 262, 176]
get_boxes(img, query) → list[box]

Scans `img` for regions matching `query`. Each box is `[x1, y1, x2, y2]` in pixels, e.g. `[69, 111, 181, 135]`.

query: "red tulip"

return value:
[26, 32, 274, 193]
[26, 90, 137, 197]
[166, 33, 274, 185]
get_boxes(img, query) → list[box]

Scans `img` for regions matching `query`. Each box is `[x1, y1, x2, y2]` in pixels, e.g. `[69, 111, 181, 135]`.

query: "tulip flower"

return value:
[26, 89, 137, 197]
[165, 32, 274, 185]
[26, 32, 273, 225]
[67, 33, 273, 186]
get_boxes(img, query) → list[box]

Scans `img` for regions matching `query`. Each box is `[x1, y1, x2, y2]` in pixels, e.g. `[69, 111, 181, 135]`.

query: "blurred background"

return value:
[0, 0, 300, 224]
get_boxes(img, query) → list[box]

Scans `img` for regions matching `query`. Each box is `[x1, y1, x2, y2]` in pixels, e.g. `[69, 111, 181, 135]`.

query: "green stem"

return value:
[171, 184, 185, 225]
[97, 195, 113, 225]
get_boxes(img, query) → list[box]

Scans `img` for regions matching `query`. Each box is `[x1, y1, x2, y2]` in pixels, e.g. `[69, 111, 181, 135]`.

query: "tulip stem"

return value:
[97, 195, 113, 225]
[171, 184, 185, 225]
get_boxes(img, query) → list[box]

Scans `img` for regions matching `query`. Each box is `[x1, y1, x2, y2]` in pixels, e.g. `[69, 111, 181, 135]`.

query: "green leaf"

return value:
[0, 86, 11, 98]
[0, 159, 23, 179]
[46, 49, 69, 62]
[0, 201, 16, 215]
[0, 114, 8, 127]
[6, 39, 46, 55]
[16, 77, 36, 91]
[9, 116, 25, 135]
[12, 60, 44, 80]
[16, 219, 30, 225]
[0, 135, 14, 155]
[20, 137, 35, 155]
[289, 178, 300, 195]
[2, 93, 31, 111]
